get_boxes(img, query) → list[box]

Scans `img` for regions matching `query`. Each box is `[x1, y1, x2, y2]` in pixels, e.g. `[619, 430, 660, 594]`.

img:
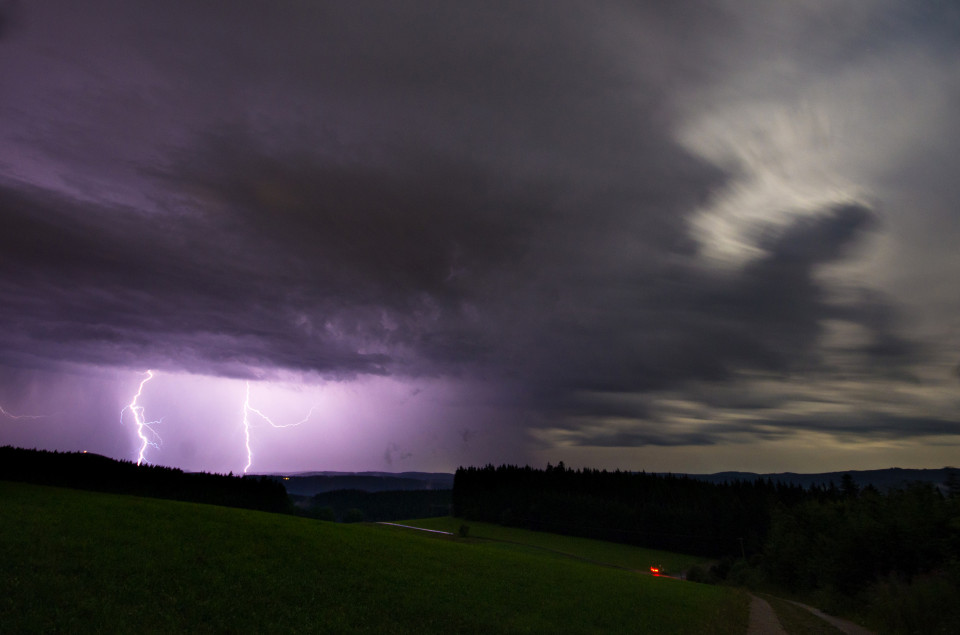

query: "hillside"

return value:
[1, 480, 748, 633]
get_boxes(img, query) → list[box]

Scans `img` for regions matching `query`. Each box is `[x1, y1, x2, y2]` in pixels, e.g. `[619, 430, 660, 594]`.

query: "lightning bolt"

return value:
[121, 370, 162, 466]
[0, 405, 49, 419]
[242, 381, 317, 474]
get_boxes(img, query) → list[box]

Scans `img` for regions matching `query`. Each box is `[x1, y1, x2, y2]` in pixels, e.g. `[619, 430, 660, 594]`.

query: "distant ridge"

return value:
[681, 467, 958, 492]
[285, 470, 454, 478]
[263, 466, 958, 497]
[261, 471, 454, 496]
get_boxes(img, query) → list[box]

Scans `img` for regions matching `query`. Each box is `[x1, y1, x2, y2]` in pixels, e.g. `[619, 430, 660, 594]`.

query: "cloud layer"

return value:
[1, 1, 959, 470]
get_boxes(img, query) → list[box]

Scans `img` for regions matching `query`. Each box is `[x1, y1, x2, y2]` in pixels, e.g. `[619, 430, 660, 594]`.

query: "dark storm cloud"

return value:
[0, 1, 19, 39]
[782, 414, 960, 440]
[1, 154, 899, 415]
[561, 412, 960, 449]
[0, 183, 391, 377]
[0, 0, 944, 457]
[514, 204, 898, 406]
[568, 428, 722, 449]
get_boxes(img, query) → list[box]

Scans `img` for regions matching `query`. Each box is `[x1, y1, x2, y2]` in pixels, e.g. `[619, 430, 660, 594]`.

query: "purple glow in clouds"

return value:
[10, 367, 519, 475]
[0, 405, 48, 420]
[241, 381, 318, 474]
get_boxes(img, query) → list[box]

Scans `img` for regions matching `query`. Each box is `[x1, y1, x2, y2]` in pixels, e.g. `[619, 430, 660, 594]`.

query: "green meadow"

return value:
[397, 516, 706, 575]
[1, 481, 748, 633]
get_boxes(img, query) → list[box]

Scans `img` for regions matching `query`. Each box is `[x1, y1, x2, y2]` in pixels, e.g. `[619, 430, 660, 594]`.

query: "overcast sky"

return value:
[2, 1, 959, 474]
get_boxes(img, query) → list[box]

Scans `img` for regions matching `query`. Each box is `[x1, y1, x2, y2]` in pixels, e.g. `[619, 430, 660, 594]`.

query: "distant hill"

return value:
[679, 467, 958, 492]
[261, 471, 454, 496]
[262, 467, 959, 497]
[4, 444, 952, 499]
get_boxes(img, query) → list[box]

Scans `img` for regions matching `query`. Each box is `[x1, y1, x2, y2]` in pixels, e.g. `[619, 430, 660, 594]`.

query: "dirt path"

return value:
[786, 600, 876, 635]
[748, 594, 788, 634]
[375, 522, 453, 535]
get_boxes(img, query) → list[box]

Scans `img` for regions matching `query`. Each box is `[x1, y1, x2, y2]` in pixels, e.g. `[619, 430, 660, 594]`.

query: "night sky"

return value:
[2, 1, 959, 475]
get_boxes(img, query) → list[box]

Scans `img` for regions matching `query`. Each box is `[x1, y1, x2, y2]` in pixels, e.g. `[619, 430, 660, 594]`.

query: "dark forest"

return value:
[0, 446, 290, 513]
[454, 462, 960, 630]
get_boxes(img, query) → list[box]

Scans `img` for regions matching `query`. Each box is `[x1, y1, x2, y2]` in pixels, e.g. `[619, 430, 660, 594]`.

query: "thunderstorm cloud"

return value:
[1, 1, 959, 473]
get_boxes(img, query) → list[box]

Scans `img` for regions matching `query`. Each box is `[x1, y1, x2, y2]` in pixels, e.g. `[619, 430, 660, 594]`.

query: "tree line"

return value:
[2, 445, 454, 523]
[453, 462, 808, 556]
[0, 446, 290, 513]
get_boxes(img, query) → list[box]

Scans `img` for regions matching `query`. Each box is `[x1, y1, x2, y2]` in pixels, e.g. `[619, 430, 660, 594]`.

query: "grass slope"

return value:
[1, 481, 747, 633]
[398, 517, 708, 576]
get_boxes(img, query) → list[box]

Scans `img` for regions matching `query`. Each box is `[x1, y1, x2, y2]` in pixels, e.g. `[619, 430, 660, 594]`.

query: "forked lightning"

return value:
[121, 370, 162, 465]
[242, 381, 317, 473]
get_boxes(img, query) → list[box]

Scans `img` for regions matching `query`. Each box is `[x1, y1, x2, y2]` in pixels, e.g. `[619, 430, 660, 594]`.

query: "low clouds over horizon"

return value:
[1, 1, 959, 473]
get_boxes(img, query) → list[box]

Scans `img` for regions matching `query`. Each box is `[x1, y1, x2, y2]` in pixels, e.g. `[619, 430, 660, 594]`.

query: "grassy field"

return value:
[1, 481, 748, 633]
[396, 516, 708, 576]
